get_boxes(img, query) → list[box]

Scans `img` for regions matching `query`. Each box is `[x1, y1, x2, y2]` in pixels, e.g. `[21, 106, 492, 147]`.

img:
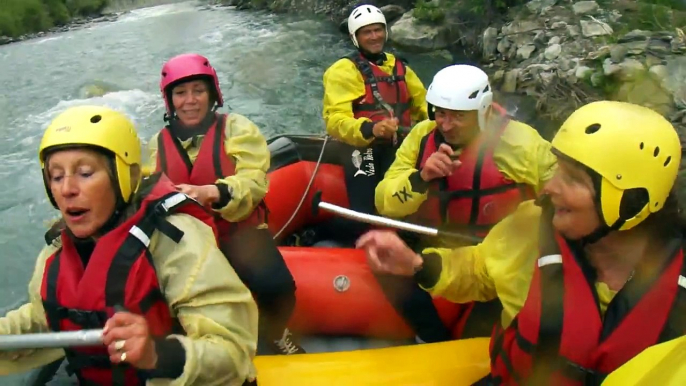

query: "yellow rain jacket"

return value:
[602, 335, 686, 386]
[146, 113, 269, 226]
[376, 119, 557, 219]
[421, 201, 638, 327]
[0, 204, 259, 384]
[322, 53, 429, 147]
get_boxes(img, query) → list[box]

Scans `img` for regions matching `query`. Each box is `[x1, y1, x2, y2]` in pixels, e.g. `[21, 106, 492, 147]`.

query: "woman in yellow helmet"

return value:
[357, 100, 686, 385]
[0, 105, 258, 386]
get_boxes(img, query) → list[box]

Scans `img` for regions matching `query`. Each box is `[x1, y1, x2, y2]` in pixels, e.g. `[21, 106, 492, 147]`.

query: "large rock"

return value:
[665, 56, 686, 108]
[544, 44, 562, 60]
[610, 44, 628, 62]
[617, 58, 646, 81]
[580, 19, 613, 37]
[483, 27, 498, 60]
[502, 69, 520, 92]
[575, 66, 593, 80]
[573, 1, 599, 16]
[614, 76, 675, 116]
[389, 11, 450, 52]
[501, 20, 543, 46]
[517, 44, 537, 60]
[497, 38, 511, 55]
[526, 0, 557, 14]
[380, 4, 406, 23]
[618, 29, 652, 42]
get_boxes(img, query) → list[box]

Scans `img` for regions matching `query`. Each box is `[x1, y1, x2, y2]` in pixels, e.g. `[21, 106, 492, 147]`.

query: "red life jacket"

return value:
[489, 220, 686, 385]
[413, 104, 535, 238]
[155, 113, 267, 240]
[40, 174, 218, 386]
[347, 52, 413, 144]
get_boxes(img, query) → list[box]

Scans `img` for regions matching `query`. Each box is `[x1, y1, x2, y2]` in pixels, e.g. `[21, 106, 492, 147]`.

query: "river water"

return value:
[0, 1, 456, 384]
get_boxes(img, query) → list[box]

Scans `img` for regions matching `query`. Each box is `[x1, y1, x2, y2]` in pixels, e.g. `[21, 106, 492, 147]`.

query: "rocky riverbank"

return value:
[0, 13, 124, 46]
[213, 0, 686, 119]
[217, 0, 686, 202]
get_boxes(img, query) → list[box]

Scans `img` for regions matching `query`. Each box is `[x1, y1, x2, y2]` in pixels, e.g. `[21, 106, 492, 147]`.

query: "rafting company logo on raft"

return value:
[351, 148, 375, 177]
[333, 275, 351, 292]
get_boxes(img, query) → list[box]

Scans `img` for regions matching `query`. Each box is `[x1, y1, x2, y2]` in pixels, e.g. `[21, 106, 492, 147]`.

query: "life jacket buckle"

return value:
[564, 360, 597, 381]
[158, 193, 188, 214]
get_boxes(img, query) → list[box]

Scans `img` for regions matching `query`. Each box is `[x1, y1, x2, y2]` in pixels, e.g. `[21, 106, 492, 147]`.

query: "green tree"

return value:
[0, 0, 111, 38]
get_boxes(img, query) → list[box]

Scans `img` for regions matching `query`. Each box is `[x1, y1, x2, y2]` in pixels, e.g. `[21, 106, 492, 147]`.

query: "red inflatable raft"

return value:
[264, 134, 472, 340]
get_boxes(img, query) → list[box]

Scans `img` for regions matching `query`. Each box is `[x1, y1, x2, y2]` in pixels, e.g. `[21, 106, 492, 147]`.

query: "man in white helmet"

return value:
[321, 4, 428, 240]
[372, 64, 557, 344]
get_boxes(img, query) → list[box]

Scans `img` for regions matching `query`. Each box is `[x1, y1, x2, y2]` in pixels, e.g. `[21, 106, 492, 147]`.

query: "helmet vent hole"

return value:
[468, 90, 479, 99]
[162, 71, 167, 76]
[664, 156, 672, 166]
[125, 152, 128, 157]
[90, 115, 102, 124]
[640, 142, 644, 150]
[483, 85, 490, 93]
[654, 147, 660, 157]
[584, 123, 601, 134]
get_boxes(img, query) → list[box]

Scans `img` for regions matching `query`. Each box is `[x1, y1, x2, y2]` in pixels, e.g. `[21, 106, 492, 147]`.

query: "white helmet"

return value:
[426, 65, 494, 131]
[348, 5, 387, 48]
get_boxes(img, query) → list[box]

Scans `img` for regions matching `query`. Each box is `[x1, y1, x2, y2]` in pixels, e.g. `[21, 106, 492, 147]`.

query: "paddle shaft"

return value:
[317, 202, 483, 244]
[0, 329, 104, 350]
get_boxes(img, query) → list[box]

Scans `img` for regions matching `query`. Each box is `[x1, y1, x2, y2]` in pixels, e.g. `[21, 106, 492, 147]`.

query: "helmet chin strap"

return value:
[579, 221, 624, 247]
[534, 193, 625, 247]
[167, 110, 217, 141]
[91, 157, 128, 239]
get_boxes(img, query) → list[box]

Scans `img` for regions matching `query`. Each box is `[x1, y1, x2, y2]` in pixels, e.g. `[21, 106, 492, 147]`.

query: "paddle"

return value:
[311, 191, 483, 245]
[0, 329, 103, 351]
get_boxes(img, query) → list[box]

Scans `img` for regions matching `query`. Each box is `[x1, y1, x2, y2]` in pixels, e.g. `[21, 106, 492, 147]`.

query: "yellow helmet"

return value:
[39, 105, 142, 208]
[552, 100, 681, 231]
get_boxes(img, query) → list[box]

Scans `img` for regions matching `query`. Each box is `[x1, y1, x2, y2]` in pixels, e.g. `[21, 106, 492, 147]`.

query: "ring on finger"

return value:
[114, 340, 125, 352]
[120, 352, 127, 362]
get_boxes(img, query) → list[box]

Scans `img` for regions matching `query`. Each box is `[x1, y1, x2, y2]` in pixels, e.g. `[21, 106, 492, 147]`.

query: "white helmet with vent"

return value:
[347, 5, 387, 48]
[426, 65, 494, 130]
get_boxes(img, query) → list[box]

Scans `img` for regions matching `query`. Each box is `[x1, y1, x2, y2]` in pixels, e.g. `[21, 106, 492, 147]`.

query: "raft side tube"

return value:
[253, 337, 491, 386]
[266, 135, 353, 240]
[282, 247, 464, 339]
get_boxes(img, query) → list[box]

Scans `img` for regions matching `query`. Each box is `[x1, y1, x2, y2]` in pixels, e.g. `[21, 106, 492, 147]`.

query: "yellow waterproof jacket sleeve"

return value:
[420, 200, 622, 328]
[420, 200, 542, 328]
[492, 119, 557, 195]
[0, 246, 66, 375]
[602, 335, 686, 386]
[374, 119, 434, 217]
[375, 118, 557, 219]
[147, 213, 258, 386]
[146, 113, 270, 224]
[0, 213, 259, 385]
[405, 66, 429, 123]
[322, 53, 428, 147]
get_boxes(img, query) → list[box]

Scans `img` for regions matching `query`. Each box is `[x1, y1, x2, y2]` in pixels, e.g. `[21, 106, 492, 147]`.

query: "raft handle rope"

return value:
[272, 134, 330, 240]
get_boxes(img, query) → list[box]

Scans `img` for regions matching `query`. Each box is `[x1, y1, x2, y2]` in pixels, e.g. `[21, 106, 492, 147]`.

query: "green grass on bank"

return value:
[0, 0, 108, 38]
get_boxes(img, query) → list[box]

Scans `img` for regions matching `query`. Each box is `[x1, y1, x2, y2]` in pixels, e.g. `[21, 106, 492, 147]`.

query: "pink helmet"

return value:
[159, 53, 224, 116]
